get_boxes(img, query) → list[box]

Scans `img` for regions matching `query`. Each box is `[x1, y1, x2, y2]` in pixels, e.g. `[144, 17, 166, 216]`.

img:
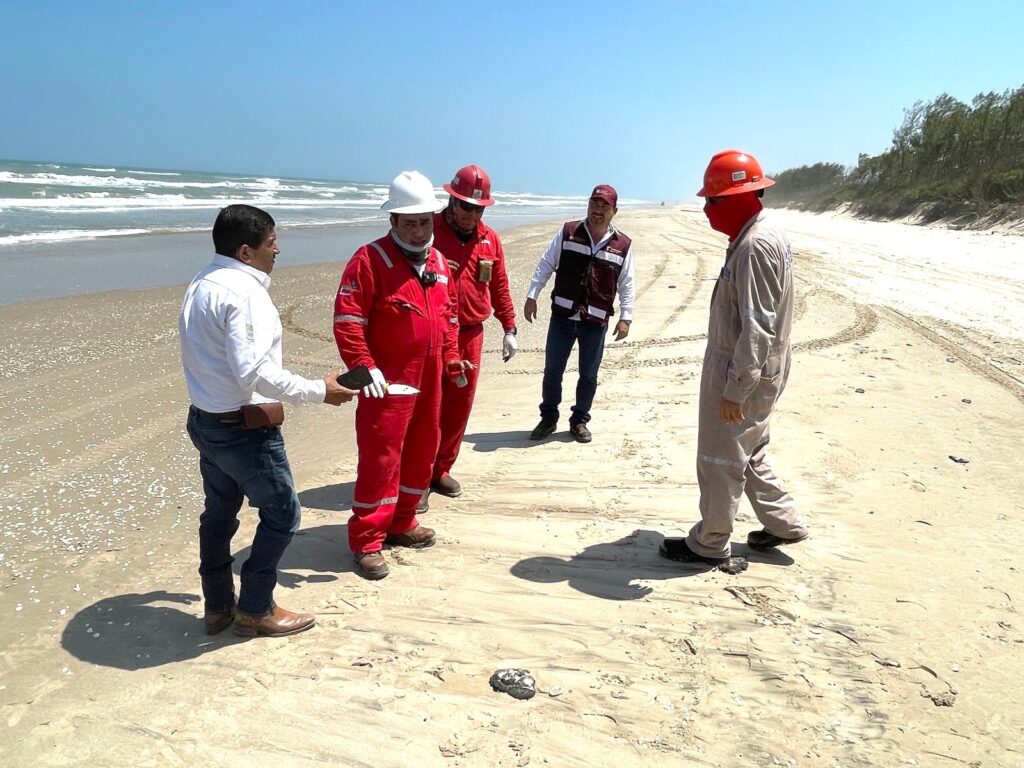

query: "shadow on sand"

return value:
[462, 429, 576, 452]
[511, 529, 794, 600]
[62, 524, 355, 670]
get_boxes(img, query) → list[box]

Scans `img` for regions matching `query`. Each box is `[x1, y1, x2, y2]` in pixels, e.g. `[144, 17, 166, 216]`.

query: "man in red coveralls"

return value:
[333, 171, 470, 580]
[419, 165, 518, 513]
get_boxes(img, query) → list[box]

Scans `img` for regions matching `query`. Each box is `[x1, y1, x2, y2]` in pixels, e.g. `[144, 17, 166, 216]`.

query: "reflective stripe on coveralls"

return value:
[686, 213, 808, 559]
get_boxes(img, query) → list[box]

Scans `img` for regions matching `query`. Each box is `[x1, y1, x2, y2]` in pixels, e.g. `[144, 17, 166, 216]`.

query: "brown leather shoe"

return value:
[204, 602, 235, 635]
[430, 473, 463, 497]
[355, 550, 390, 580]
[385, 524, 436, 549]
[416, 490, 430, 514]
[233, 605, 316, 637]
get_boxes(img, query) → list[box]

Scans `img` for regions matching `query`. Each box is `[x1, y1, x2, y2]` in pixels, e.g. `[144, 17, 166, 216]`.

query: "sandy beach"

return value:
[1, 206, 1022, 767]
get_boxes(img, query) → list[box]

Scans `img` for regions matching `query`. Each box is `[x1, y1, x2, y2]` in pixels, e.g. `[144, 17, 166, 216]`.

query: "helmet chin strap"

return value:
[390, 230, 433, 261]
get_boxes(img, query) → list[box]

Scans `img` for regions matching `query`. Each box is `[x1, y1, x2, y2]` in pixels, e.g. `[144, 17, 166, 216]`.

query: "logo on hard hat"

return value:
[731, 171, 747, 182]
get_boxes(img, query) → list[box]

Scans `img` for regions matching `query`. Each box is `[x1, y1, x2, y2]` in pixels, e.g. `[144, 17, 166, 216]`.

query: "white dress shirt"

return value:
[179, 254, 326, 412]
[525, 223, 636, 322]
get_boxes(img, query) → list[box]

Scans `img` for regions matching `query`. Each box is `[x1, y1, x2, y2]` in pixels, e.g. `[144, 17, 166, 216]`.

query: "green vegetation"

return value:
[772, 85, 1024, 222]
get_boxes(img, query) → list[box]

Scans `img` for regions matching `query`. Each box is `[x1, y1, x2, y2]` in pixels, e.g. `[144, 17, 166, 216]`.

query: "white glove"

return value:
[502, 331, 518, 363]
[363, 367, 387, 398]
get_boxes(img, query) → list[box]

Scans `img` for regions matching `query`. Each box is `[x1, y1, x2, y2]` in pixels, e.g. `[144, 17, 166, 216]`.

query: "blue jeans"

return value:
[539, 313, 608, 425]
[186, 408, 301, 615]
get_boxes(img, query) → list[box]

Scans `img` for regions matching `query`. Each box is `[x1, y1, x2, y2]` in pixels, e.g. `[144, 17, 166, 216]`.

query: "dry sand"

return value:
[0, 207, 1022, 767]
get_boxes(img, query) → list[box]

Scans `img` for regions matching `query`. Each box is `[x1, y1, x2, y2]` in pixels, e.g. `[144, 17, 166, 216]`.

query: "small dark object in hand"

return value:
[489, 668, 536, 700]
[337, 365, 374, 389]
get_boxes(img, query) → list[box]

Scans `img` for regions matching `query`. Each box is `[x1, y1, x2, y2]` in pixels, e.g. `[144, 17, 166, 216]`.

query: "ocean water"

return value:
[0, 159, 650, 306]
[0, 159, 601, 247]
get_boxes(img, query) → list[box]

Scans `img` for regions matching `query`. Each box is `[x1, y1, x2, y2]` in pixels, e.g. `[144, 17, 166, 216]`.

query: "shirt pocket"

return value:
[380, 296, 426, 342]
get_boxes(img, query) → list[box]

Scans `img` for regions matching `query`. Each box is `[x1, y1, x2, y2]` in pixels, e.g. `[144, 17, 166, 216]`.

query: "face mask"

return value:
[390, 230, 433, 260]
[703, 194, 762, 240]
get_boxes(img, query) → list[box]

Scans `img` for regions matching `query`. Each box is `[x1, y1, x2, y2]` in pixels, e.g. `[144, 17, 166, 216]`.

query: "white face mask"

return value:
[390, 230, 433, 259]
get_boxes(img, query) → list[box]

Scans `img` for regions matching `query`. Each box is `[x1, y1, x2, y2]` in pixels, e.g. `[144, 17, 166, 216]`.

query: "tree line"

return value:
[771, 84, 1024, 220]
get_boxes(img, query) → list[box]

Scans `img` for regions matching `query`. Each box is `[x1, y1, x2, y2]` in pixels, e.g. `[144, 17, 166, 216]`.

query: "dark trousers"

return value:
[186, 408, 301, 615]
[539, 313, 607, 425]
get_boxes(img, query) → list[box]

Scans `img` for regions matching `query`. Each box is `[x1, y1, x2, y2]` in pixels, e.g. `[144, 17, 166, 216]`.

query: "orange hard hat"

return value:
[697, 150, 775, 197]
[444, 165, 495, 207]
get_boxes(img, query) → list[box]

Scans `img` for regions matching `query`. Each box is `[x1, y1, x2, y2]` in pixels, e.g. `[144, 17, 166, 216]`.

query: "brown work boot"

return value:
[203, 601, 235, 635]
[385, 524, 437, 549]
[569, 421, 592, 443]
[416, 490, 430, 514]
[355, 550, 390, 580]
[233, 605, 315, 637]
[430, 474, 462, 497]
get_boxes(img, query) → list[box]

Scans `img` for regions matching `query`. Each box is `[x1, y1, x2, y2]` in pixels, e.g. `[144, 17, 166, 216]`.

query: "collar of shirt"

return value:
[211, 253, 272, 289]
[581, 222, 617, 251]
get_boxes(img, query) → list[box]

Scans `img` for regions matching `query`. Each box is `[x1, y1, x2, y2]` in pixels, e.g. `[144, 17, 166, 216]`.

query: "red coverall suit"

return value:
[431, 211, 517, 482]
[333, 235, 459, 554]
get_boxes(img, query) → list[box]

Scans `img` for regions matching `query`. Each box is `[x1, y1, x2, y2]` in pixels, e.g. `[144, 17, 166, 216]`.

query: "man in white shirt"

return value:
[523, 185, 636, 443]
[180, 204, 355, 637]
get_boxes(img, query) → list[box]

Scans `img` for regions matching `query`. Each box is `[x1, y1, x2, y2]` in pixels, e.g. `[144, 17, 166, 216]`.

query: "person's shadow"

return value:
[61, 590, 240, 670]
[510, 529, 794, 600]
[298, 481, 355, 512]
[234, 523, 355, 588]
[462, 429, 575, 453]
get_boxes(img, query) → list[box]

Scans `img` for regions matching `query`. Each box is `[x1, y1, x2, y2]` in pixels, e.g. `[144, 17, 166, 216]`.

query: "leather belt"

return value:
[190, 405, 243, 422]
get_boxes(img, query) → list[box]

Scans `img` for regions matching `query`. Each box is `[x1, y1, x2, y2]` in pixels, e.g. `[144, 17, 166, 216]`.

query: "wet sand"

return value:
[0, 207, 1022, 766]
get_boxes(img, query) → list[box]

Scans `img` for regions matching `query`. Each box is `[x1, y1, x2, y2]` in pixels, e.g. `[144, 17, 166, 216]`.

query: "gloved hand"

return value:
[502, 331, 518, 362]
[362, 367, 387, 398]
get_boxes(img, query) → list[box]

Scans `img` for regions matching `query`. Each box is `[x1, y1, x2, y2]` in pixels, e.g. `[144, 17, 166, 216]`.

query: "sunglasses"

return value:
[704, 196, 727, 207]
[455, 198, 484, 213]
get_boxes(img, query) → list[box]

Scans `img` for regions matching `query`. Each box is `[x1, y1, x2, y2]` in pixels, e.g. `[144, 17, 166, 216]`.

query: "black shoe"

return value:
[569, 422, 592, 443]
[530, 418, 557, 440]
[658, 537, 725, 565]
[746, 529, 809, 551]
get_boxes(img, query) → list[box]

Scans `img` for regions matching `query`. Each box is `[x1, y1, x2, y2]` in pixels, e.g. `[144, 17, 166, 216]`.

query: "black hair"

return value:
[212, 204, 276, 258]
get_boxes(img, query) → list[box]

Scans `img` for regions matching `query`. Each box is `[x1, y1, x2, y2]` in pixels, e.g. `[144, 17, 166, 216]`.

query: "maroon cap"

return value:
[590, 184, 618, 207]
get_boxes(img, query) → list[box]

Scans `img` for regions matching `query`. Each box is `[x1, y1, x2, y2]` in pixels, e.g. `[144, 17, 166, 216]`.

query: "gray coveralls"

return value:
[686, 212, 808, 559]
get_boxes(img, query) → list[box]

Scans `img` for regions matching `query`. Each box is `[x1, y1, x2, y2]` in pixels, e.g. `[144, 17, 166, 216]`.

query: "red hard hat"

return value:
[697, 149, 775, 197]
[444, 165, 495, 207]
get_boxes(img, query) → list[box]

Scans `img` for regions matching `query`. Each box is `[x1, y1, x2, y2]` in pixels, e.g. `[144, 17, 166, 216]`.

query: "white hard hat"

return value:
[381, 170, 444, 214]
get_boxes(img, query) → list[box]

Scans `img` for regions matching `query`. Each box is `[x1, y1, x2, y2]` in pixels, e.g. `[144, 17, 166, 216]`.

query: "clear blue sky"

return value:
[2, 0, 1021, 200]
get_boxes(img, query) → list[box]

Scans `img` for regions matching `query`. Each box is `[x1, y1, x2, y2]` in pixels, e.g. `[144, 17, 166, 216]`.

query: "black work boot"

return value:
[530, 418, 557, 440]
